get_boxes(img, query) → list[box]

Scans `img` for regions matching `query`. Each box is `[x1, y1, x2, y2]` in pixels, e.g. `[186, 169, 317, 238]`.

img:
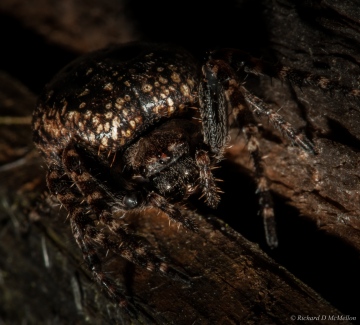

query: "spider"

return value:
[32, 42, 357, 309]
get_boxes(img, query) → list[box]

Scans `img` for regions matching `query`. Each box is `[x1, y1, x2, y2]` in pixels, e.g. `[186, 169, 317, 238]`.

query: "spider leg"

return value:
[199, 64, 228, 158]
[203, 59, 315, 153]
[61, 144, 190, 283]
[240, 86, 316, 153]
[147, 192, 198, 232]
[222, 79, 278, 248]
[195, 150, 221, 209]
[46, 163, 131, 308]
[210, 48, 360, 98]
[203, 59, 316, 248]
[242, 125, 278, 248]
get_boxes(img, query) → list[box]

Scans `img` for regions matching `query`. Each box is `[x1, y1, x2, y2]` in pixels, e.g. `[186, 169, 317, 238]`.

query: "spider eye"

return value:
[123, 192, 141, 209]
[158, 152, 170, 164]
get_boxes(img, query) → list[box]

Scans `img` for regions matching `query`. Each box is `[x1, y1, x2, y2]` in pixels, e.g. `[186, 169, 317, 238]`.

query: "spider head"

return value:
[124, 119, 202, 200]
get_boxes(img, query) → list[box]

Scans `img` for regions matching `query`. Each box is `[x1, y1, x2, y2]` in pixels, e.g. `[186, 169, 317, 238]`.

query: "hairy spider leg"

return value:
[196, 59, 230, 209]
[242, 125, 278, 248]
[231, 102, 278, 247]
[238, 90, 288, 248]
[202, 59, 278, 247]
[63, 145, 161, 269]
[199, 65, 228, 159]
[203, 59, 315, 247]
[62, 144, 192, 278]
[195, 149, 221, 209]
[240, 86, 316, 154]
[210, 48, 360, 98]
[46, 163, 132, 309]
[61, 144, 190, 282]
[147, 191, 198, 232]
[204, 60, 315, 153]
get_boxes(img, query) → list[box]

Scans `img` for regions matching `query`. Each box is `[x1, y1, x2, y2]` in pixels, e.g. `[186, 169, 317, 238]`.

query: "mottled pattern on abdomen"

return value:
[33, 43, 200, 155]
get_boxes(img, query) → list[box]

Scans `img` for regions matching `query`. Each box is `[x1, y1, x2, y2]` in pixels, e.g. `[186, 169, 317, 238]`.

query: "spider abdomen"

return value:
[32, 43, 200, 156]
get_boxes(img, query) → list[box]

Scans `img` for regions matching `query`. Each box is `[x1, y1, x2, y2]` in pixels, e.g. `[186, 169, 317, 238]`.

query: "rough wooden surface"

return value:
[0, 0, 359, 324]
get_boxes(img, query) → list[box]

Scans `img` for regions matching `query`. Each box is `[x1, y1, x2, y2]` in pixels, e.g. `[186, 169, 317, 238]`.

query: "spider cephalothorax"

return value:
[33, 42, 356, 308]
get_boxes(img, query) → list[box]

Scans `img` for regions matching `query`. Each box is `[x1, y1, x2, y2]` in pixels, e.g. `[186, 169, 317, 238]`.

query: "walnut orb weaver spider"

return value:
[33, 42, 357, 308]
